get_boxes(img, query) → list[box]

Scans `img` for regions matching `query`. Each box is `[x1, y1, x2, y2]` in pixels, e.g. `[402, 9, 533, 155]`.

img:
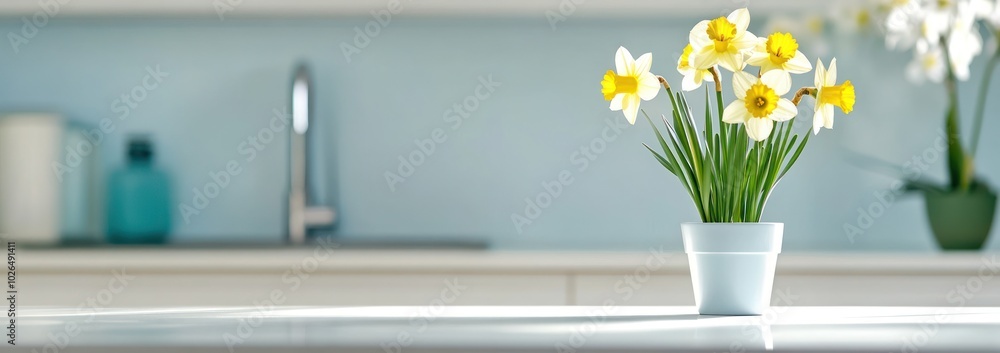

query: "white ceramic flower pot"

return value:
[681, 222, 783, 316]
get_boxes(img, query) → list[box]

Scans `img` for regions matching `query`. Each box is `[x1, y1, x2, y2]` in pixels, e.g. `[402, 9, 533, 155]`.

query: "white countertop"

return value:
[17, 306, 1000, 352]
[19, 247, 1000, 275]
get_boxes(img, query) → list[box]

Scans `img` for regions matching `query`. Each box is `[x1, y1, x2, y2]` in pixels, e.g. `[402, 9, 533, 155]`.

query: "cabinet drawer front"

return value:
[21, 273, 568, 307]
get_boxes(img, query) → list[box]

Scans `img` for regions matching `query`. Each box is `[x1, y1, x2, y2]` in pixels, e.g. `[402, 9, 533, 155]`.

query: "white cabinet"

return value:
[19, 249, 1000, 307]
[22, 272, 568, 307]
[571, 274, 694, 306]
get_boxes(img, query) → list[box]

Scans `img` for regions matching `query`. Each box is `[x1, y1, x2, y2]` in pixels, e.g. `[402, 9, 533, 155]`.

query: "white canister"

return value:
[0, 113, 103, 245]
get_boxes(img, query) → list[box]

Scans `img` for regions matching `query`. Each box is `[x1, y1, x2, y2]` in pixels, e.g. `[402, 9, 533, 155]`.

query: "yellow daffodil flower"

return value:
[746, 32, 812, 90]
[688, 8, 758, 72]
[722, 70, 797, 141]
[677, 44, 714, 92]
[601, 46, 660, 124]
[812, 58, 855, 135]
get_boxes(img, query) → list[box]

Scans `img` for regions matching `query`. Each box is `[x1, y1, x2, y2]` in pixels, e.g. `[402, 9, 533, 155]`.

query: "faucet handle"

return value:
[303, 206, 336, 227]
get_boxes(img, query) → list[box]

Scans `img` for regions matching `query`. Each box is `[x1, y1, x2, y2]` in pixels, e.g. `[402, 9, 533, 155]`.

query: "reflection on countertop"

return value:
[18, 306, 1000, 353]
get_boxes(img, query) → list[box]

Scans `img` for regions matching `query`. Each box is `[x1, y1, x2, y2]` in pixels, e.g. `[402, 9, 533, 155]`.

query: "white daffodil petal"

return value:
[827, 57, 837, 85]
[718, 52, 741, 72]
[822, 105, 835, 129]
[747, 38, 770, 67]
[722, 100, 750, 124]
[785, 51, 812, 73]
[771, 98, 797, 122]
[615, 46, 635, 76]
[728, 8, 751, 33]
[689, 21, 711, 48]
[636, 72, 660, 100]
[609, 94, 624, 111]
[691, 46, 717, 70]
[682, 74, 701, 92]
[746, 51, 771, 67]
[622, 94, 641, 125]
[761, 69, 792, 96]
[812, 107, 825, 135]
[698, 70, 713, 82]
[745, 118, 774, 141]
[814, 58, 826, 88]
[634, 53, 652, 76]
[753, 37, 767, 50]
[733, 71, 756, 99]
[731, 32, 759, 50]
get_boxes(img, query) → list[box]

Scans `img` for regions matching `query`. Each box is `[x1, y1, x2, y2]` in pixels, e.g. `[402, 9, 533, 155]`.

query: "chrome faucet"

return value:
[287, 63, 336, 244]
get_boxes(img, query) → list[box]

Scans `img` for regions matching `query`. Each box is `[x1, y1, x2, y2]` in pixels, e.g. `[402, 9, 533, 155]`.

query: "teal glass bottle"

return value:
[107, 136, 171, 244]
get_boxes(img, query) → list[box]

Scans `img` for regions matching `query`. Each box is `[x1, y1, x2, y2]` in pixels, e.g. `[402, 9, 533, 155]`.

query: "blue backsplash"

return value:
[1, 15, 997, 251]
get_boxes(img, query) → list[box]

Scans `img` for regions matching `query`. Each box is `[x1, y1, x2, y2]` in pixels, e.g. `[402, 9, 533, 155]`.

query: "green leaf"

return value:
[644, 112, 703, 220]
[643, 143, 676, 176]
[779, 133, 810, 180]
[635, 80, 816, 222]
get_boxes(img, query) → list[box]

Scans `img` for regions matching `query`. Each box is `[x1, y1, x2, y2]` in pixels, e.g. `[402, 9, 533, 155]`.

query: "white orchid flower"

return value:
[907, 41, 947, 83]
[922, 1, 956, 42]
[967, 0, 995, 19]
[988, 0, 1000, 26]
[885, 0, 927, 50]
[948, 1, 984, 81]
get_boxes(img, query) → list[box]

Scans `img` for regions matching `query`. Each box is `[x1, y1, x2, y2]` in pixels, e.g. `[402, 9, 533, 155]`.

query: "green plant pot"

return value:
[924, 188, 997, 250]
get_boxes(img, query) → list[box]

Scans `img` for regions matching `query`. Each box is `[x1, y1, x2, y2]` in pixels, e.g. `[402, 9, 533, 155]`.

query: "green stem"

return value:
[941, 37, 971, 192]
[970, 40, 1000, 157]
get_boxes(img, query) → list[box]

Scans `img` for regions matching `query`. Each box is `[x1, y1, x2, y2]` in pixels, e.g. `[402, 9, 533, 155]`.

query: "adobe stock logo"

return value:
[7, 0, 73, 54]
[511, 117, 630, 234]
[51, 65, 170, 182]
[340, 0, 412, 64]
[213, 0, 242, 20]
[545, 0, 587, 31]
[179, 108, 291, 224]
[844, 129, 948, 244]
[384, 75, 501, 192]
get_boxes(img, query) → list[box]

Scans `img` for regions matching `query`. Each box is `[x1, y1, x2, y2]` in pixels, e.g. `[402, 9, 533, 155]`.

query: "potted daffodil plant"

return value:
[880, 0, 1000, 250]
[599, 8, 856, 315]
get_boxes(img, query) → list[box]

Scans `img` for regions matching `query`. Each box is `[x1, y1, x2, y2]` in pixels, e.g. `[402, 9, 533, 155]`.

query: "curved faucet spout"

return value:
[287, 63, 336, 244]
[292, 66, 311, 135]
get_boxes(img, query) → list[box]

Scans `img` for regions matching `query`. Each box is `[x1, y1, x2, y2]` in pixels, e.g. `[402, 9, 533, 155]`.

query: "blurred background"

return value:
[0, 0, 998, 252]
